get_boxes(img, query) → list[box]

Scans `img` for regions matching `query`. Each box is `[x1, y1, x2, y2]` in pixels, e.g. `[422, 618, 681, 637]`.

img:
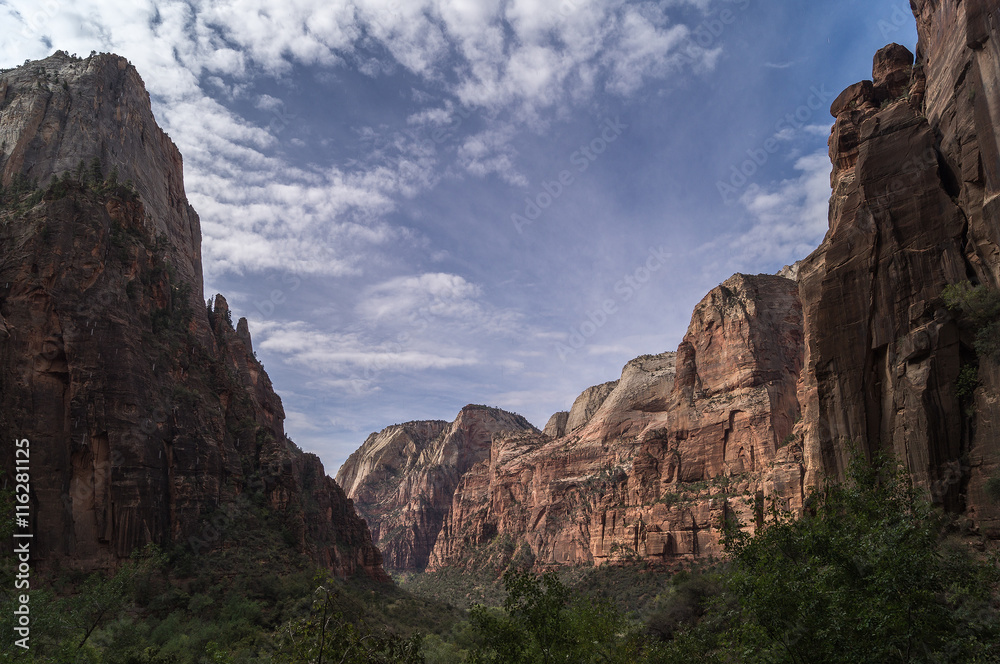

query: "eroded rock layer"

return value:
[336, 406, 537, 570]
[0, 52, 386, 579]
[344, 0, 1000, 570]
[427, 274, 803, 569]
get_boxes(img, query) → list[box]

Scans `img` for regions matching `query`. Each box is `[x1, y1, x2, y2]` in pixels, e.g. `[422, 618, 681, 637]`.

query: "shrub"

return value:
[943, 281, 1000, 358]
[720, 451, 1000, 663]
[957, 363, 980, 402]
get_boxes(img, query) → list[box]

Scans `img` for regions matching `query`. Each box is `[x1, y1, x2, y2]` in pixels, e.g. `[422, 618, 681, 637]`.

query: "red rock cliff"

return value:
[428, 274, 804, 569]
[344, 1, 1000, 569]
[0, 52, 387, 579]
[336, 406, 537, 570]
[796, 1, 1000, 538]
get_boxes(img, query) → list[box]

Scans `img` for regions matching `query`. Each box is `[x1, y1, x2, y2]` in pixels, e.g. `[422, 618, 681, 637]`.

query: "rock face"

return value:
[0, 52, 386, 579]
[336, 406, 537, 570]
[0, 52, 204, 307]
[344, 1, 1000, 570]
[805, 1, 1000, 536]
[428, 275, 804, 569]
[794, 1, 1000, 539]
[797, 42, 968, 505]
[542, 412, 569, 438]
[565, 382, 618, 433]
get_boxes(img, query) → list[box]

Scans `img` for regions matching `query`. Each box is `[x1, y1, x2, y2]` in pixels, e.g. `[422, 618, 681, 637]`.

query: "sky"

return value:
[0, 0, 918, 473]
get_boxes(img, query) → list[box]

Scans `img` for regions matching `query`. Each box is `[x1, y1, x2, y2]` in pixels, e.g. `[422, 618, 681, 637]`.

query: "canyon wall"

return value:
[0, 52, 386, 579]
[336, 406, 536, 570]
[428, 274, 804, 569]
[343, 1, 1000, 571]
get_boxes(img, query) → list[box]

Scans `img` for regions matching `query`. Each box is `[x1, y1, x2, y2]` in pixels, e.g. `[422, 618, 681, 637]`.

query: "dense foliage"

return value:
[714, 452, 1000, 663]
[0, 158, 138, 215]
[2, 453, 997, 663]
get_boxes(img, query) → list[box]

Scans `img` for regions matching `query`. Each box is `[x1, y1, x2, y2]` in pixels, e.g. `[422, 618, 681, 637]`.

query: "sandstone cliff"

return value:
[343, 0, 1000, 571]
[795, 1, 1000, 538]
[0, 52, 386, 579]
[336, 406, 536, 570]
[429, 274, 803, 569]
[0, 52, 204, 311]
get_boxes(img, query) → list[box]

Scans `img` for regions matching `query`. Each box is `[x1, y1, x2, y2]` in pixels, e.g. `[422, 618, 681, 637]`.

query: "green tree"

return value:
[468, 570, 639, 664]
[942, 281, 1000, 358]
[88, 157, 103, 184]
[721, 451, 1000, 663]
[272, 575, 424, 664]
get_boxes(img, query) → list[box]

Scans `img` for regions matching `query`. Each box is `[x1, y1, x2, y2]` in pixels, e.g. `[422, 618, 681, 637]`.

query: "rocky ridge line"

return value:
[0, 51, 386, 579]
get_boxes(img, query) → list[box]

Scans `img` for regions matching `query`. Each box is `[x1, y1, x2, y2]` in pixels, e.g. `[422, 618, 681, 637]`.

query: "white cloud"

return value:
[602, 8, 696, 95]
[285, 410, 323, 432]
[804, 123, 833, 136]
[255, 94, 284, 112]
[0, 0, 728, 279]
[253, 319, 481, 378]
[356, 272, 525, 338]
[407, 105, 454, 127]
[456, 126, 527, 186]
[726, 150, 832, 270]
[358, 273, 484, 321]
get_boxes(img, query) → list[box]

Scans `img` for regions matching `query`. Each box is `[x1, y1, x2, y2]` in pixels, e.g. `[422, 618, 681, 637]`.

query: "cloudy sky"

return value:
[0, 0, 917, 472]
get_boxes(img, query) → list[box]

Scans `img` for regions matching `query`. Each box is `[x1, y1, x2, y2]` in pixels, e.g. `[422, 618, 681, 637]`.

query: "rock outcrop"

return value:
[428, 274, 803, 569]
[565, 381, 618, 433]
[344, 0, 1000, 570]
[0, 52, 204, 308]
[798, 1, 1000, 536]
[542, 412, 569, 438]
[797, 41, 968, 505]
[336, 406, 537, 570]
[0, 52, 386, 579]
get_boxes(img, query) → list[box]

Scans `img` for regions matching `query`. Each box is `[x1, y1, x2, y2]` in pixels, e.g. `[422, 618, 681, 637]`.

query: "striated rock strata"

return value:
[344, 0, 1000, 570]
[0, 52, 386, 578]
[429, 275, 803, 568]
[336, 406, 537, 570]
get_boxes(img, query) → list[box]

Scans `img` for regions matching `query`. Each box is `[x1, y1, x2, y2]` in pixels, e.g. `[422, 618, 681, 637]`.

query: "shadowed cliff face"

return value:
[909, 0, 1000, 537]
[0, 52, 204, 310]
[797, 43, 968, 499]
[0, 52, 387, 579]
[796, 1, 1000, 538]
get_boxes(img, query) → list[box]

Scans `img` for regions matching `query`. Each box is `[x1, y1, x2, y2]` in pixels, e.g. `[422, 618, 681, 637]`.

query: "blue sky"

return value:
[0, 0, 917, 472]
